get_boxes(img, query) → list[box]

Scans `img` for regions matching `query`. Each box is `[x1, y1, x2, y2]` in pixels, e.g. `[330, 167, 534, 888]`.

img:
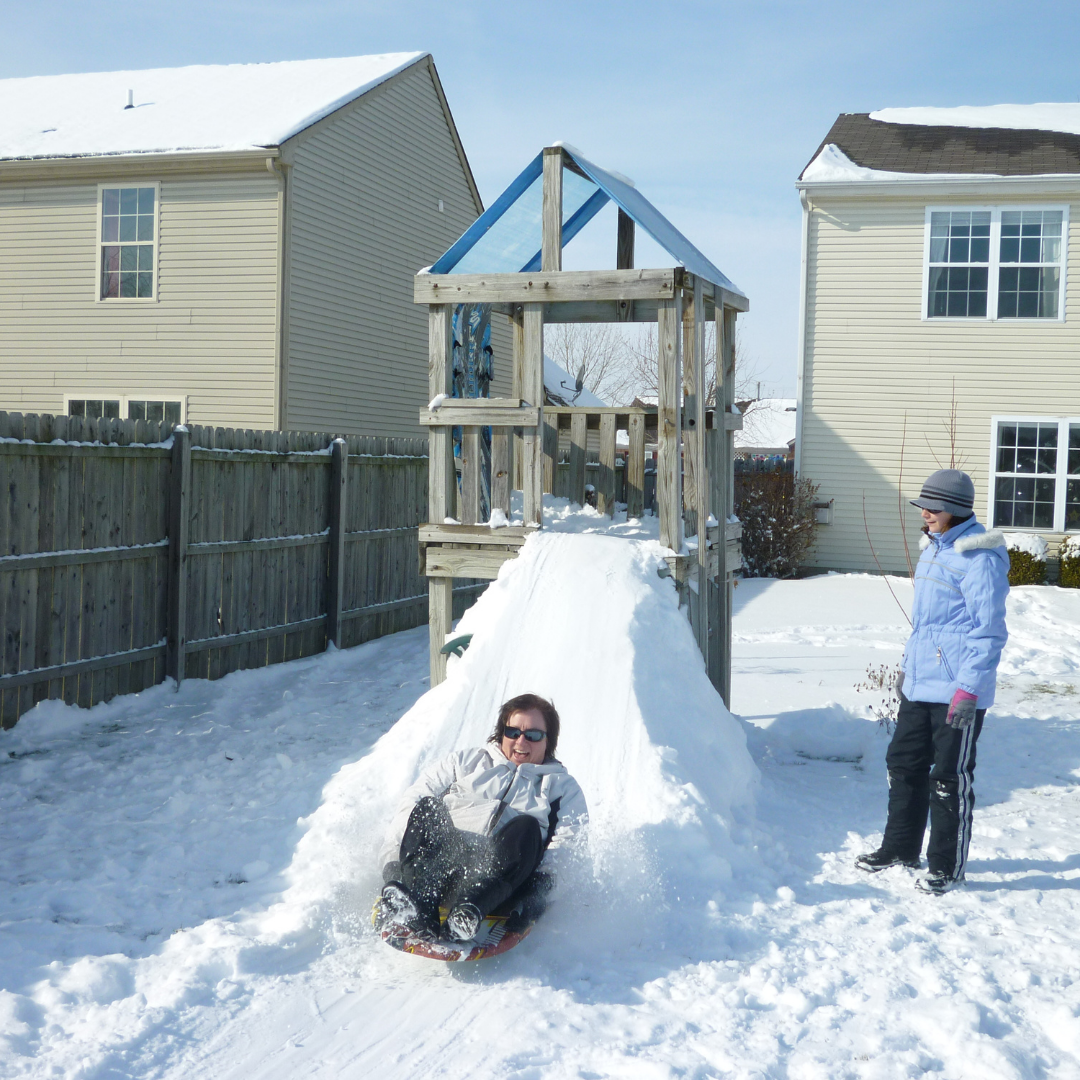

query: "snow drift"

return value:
[272, 531, 759, 943]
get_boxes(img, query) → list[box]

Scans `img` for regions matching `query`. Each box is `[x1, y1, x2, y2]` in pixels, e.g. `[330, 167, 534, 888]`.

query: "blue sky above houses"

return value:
[6, 0, 1080, 395]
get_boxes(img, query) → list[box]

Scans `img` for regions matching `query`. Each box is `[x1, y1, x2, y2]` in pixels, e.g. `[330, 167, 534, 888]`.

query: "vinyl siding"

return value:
[0, 174, 280, 426]
[283, 59, 512, 438]
[801, 191, 1080, 572]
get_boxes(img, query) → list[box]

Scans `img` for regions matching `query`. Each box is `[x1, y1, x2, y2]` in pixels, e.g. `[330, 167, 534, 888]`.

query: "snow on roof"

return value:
[799, 144, 982, 183]
[544, 355, 607, 408]
[735, 398, 796, 450]
[0, 53, 426, 161]
[871, 104, 1080, 136]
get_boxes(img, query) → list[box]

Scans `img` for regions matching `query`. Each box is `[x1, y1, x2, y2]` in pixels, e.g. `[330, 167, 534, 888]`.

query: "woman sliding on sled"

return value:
[373, 693, 588, 943]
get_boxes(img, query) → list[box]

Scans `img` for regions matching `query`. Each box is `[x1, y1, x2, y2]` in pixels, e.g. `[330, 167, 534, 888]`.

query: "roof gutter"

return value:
[0, 147, 279, 182]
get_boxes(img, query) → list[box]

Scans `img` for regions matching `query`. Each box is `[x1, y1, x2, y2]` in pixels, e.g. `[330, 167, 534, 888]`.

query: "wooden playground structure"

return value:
[415, 145, 748, 706]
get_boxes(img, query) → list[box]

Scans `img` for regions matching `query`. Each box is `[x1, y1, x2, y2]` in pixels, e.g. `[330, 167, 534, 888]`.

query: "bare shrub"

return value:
[855, 662, 902, 733]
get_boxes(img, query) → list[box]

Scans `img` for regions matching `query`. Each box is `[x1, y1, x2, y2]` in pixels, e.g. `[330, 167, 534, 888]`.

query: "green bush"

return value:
[1061, 547, 1080, 589]
[1008, 549, 1046, 586]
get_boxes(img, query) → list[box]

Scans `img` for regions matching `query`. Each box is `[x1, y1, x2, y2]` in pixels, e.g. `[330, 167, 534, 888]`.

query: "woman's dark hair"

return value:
[489, 693, 560, 762]
[921, 511, 973, 534]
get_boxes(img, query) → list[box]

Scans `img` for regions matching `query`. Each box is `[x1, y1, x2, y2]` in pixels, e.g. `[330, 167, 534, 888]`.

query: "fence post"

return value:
[166, 426, 191, 687]
[327, 438, 347, 648]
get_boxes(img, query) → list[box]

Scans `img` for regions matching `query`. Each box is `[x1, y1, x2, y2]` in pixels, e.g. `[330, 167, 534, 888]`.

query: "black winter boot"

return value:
[855, 848, 920, 873]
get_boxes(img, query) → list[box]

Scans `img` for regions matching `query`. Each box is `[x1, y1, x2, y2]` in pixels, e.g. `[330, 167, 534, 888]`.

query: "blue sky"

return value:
[7, 0, 1080, 394]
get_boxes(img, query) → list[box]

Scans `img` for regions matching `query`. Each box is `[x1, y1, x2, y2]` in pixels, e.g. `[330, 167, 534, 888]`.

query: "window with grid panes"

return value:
[100, 187, 156, 299]
[926, 207, 1066, 320]
[998, 210, 1063, 318]
[68, 399, 121, 420]
[928, 211, 990, 317]
[990, 418, 1080, 532]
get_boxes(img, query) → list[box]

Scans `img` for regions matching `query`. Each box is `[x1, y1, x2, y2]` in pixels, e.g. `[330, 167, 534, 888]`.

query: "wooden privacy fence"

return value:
[0, 411, 480, 729]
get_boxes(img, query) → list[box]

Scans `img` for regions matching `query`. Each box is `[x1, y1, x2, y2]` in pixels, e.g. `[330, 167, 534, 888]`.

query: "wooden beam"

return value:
[491, 430, 511, 517]
[522, 303, 545, 525]
[542, 411, 559, 495]
[419, 403, 539, 427]
[326, 438, 347, 648]
[414, 268, 682, 305]
[683, 278, 709, 661]
[627, 412, 646, 519]
[460, 426, 481, 525]
[617, 208, 635, 270]
[419, 524, 533, 546]
[724, 411, 744, 431]
[598, 413, 617, 515]
[426, 546, 519, 580]
[542, 146, 563, 272]
[165, 426, 191, 687]
[510, 306, 524, 492]
[429, 578, 452, 685]
[542, 300, 657, 323]
[568, 411, 587, 507]
[656, 296, 683, 552]
[428, 306, 454, 525]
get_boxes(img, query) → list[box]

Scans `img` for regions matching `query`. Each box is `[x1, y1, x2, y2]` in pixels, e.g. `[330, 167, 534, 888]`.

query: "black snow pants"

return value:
[397, 795, 543, 920]
[881, 695, 985, 879]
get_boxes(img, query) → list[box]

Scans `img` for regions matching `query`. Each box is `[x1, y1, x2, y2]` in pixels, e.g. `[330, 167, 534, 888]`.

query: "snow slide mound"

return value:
[273, 531, 760, 947]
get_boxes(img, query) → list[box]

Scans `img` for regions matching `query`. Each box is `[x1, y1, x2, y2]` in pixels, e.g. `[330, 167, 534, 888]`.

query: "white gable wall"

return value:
[800, 189, 1080, 572]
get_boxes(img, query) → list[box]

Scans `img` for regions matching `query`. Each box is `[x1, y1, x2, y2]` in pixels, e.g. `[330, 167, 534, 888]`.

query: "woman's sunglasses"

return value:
[503, 726, 546, 743]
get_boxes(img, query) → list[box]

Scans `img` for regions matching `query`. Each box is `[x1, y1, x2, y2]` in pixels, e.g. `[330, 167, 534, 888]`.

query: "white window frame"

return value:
[921, 205, 1069, 322]
[94, 181, 161, 303]
[64, 394, 187, 424]
[987, 414, 1080, 533]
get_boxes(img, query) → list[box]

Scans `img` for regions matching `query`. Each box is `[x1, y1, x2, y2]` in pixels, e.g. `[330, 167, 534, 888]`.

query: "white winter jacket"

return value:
[379, 746, 588, 875]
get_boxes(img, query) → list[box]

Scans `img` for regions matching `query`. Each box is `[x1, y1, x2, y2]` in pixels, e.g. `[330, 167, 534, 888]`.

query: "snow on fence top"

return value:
[0, 53, 426, 161]
[871, 103, 1080, 137]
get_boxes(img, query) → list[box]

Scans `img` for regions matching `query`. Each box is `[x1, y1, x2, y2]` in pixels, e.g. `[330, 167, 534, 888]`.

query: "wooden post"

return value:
[706, 422, 724, 695]
[627, 412, 646, 519]
[542, 147, 563, 273]
[657, 295, 683, 552]
[165, 425, 191, 687]
[327, 438, 347, 648]
[569, 411, 588, 507]
[542, 413, 559, 495]
[428, 305, 454, 686]
[683, 278, 709, 660]
[511, 306, 524, 493]
[522, 302, 544, 526]
[491, 430, 511, 516]
[461, 426, 482, 524]
[616, 210, 636, 322]
[598, 413, 617, 515]
[716, 304, 739, 707]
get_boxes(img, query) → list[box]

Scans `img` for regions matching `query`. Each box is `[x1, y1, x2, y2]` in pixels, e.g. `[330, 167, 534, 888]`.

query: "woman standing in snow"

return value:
[373, 693, 587, 942]
[857, 469, 1010, 895]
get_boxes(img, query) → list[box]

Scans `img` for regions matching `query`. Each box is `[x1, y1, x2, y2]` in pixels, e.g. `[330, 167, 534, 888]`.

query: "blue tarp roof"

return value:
[426, 144, 746, 300]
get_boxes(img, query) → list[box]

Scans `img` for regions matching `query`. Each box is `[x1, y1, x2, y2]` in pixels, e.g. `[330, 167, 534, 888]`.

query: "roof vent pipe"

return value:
[125, 89, 133, 110]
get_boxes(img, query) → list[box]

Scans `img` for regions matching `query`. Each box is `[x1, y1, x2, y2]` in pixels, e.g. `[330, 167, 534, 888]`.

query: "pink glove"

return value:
[946, 688, 978, 729]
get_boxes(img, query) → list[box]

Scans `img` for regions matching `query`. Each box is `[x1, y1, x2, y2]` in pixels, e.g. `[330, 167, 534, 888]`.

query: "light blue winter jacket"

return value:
[900, 516, 1010, 708]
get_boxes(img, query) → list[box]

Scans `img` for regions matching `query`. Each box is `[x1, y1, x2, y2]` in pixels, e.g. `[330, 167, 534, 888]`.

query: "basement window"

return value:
[989, 416, 1080, 532]
[99, 184, 158, 300]
[66, 396, 185, 425]
[924, 207, 1067, 321]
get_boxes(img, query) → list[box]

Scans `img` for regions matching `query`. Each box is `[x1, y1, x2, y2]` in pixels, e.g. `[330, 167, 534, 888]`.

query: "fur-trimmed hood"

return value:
[918, 521, 1006, 552]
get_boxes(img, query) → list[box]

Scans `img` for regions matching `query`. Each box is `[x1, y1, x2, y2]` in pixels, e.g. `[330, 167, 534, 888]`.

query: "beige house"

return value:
[0, 53, 508, 436]
[796, 107, 1080, 572]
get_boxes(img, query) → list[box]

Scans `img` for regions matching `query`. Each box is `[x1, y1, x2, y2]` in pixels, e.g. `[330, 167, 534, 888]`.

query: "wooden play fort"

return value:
[415, 145, 748, 706]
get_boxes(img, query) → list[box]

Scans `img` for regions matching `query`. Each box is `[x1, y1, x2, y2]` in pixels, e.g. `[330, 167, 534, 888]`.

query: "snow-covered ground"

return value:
[3, 503, 1080, 1079]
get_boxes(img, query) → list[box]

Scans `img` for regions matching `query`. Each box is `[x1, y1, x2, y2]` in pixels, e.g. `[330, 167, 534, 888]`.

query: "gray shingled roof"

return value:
[801, 113, 1080, 179]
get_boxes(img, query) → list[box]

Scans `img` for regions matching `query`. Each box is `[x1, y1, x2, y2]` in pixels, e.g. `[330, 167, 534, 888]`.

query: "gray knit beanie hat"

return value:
[910, 469, 975, 516]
